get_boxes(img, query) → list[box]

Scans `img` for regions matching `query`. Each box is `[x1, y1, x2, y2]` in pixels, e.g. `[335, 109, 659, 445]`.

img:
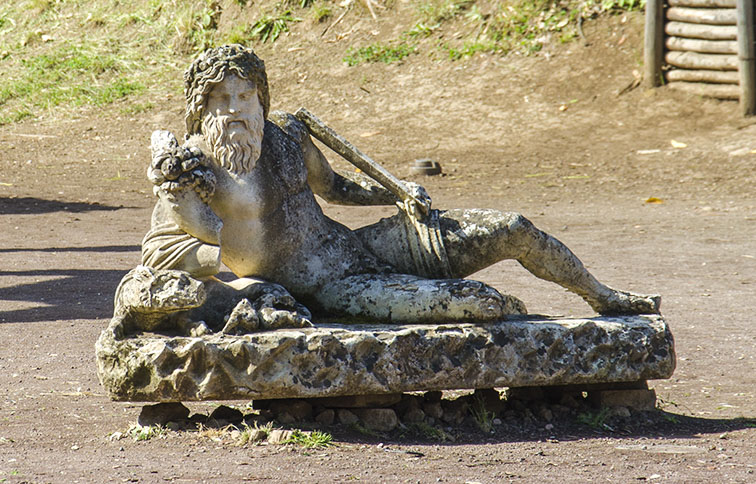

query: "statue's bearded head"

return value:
[184, 45, 270, 174]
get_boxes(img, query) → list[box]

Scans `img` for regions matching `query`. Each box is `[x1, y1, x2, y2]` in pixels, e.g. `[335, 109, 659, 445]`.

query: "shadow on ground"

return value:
[0, 267, 129, 323]
[325, 412, 756, 446]
[0, 196, 128, 214]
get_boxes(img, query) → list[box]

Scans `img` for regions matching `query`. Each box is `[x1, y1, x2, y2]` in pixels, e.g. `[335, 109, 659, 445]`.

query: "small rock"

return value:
[281, 400, 313, 421]
[394, 394, 422, 414]
[267, 429, 293, 444]
[441, 399, 468, 425]
[537, 407, 554, 422]
[402, 407, 426, 424]
[610, 406, 631, 418]
[209, 405, 243, 423]
[270, 400, 312, 423]
[315, 409, 335, 425]
[311, 394, 401, 408]
[276, 411, 296, 425]
[492, 418, 502, 426]
[589, 389, 657, 411]
[353, 408, 398, 432]
[138, 402, 190, 427]
[337, 409, 359, 425]
[544, 423, 554, 431]
[423, 402, 443, 419]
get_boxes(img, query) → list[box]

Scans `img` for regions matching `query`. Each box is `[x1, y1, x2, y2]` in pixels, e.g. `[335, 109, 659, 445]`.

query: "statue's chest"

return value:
[212, 154, 307, 220]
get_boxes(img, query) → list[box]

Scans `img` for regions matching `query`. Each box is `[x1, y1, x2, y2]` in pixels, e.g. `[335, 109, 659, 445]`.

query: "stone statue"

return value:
[96, 44, 675, 403]
[137, 44, 659, 332]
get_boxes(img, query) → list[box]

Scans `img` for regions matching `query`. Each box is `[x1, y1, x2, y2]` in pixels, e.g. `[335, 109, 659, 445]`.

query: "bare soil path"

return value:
[1, 12, 754, 483]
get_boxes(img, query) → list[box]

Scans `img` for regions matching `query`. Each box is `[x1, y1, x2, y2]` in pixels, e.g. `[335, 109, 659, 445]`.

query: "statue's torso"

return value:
[204, 122, 383, 295]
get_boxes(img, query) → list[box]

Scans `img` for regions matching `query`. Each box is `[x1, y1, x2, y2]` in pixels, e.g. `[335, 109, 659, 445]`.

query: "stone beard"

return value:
[202, 111, 264, 174]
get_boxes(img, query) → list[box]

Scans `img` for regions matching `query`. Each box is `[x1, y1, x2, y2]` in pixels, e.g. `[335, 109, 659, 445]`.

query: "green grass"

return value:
[344, 42, 417, 66]
[0, 42, 145, 125]
[469, 394, 495, 433]
[237, 421, 273, 445]
[128, 424, 166, 441]
[0, 0, 646, 124]
[250, 11, 301, 43]
[284, 429, 333, 448]
[577, 407, 613, 431]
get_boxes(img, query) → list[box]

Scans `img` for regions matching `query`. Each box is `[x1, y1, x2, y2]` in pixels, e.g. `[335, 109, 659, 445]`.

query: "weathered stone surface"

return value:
[96, 314, 675, 402]
[336, 409, 359, 425]
[402, 407, 426, 423]
[315, 409, 335, 425]
[353, 408, 399, 432]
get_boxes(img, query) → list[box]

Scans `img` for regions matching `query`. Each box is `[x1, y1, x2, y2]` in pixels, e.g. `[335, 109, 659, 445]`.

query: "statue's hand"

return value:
[400, 182, 432, 219]
[148, 130, 214, 203]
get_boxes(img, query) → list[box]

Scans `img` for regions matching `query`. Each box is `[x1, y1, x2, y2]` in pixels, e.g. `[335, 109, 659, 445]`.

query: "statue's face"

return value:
[204, 73, 263, 144]
[202, 73, 265, 174]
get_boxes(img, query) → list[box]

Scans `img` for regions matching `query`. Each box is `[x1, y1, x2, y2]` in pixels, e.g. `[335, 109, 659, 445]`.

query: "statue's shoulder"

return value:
[268, 111, 308, 144]
[261, 116, 304, 162]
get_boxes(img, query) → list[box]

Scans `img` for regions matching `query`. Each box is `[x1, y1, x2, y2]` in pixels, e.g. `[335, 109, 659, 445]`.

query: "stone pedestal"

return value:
[96, 314, 675, 402]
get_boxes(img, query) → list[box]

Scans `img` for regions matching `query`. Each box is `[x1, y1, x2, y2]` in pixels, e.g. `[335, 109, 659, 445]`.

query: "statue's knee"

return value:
[504, 212, 532, 234]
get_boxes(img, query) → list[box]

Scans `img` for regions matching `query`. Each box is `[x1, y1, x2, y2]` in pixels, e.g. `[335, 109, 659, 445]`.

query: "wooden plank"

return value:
[666, 21, 737, 39]
[665, 68, 740, 83]
[666, 36, 738, 53]
[667, 81, 740, 99]
[667, 7, 737, 25]
[666, 50, 738, 69]
[668, 0, 736, 7]
[644, 0, 665, 87]
[736, 0, 756, 115]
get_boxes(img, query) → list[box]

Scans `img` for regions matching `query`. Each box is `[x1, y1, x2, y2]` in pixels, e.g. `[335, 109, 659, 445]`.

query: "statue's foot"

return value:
[590, 290, 661, 316]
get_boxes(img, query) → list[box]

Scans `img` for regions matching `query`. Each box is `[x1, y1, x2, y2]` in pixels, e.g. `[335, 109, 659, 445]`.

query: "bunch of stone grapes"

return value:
[148, 144, 216, 204]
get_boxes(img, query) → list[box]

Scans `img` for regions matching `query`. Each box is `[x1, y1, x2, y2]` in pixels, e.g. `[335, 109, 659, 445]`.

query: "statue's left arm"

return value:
[270, 111, 405, 206]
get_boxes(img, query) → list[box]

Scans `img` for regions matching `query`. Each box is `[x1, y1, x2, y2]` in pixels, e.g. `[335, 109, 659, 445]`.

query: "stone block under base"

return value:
[96, 314, 675, 402]
[588, 388, 658, 411]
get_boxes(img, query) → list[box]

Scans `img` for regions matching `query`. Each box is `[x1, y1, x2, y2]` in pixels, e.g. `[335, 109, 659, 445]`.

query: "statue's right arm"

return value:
[155, 188, 222, 246]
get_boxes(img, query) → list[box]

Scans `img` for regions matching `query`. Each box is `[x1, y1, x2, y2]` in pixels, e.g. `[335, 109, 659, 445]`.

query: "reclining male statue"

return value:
[138, 44, 660, 330]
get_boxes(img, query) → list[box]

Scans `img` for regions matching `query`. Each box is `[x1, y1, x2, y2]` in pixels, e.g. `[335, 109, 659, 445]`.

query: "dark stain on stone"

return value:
[363, 353, 378, 372]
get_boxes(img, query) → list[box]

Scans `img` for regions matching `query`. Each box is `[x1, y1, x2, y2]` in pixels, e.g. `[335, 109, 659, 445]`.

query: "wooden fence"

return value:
[645, 0, 756, 115]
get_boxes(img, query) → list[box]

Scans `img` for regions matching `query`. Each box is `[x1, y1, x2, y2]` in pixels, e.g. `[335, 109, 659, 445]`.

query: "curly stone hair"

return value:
[184, 44, 270, 136]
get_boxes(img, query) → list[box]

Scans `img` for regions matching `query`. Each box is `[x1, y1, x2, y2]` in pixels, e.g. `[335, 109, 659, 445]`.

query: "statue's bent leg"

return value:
[438, 209, 660, 315]
[313, 273, 526, 324]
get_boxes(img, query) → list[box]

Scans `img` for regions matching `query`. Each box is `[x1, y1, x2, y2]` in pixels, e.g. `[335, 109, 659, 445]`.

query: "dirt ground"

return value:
[1, 11, 755, 483]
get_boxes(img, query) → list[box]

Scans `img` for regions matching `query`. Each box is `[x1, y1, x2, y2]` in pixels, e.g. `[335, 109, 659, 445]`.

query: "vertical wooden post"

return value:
[736, 0, 756, 115]
[644, 0, 665, 87]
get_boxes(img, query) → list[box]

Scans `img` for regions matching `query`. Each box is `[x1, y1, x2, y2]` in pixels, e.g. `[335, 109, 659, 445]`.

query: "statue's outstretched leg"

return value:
[313, 273, 526, 324]
[356, 209, 660, 315]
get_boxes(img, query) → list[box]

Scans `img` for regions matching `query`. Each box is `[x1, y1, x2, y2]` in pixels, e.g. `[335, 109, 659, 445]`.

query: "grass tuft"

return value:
[344, 42, 417, 66]
[577, 407, 613, 431]
[284, 429, 333, 448]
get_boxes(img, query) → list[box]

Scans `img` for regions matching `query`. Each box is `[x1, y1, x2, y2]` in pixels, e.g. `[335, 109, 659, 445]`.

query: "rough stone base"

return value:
[96, 314, 675, 402]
